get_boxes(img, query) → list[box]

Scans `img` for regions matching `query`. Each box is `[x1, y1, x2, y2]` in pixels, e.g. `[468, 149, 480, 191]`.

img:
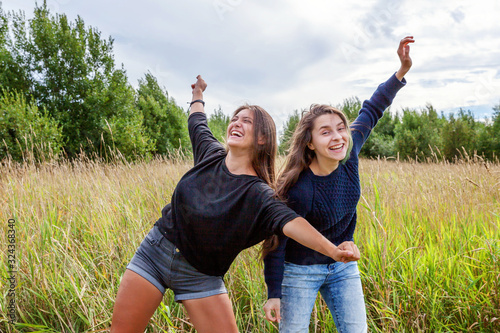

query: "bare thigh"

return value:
[110, 269, 164, 333]
[183, 294, 239, 333]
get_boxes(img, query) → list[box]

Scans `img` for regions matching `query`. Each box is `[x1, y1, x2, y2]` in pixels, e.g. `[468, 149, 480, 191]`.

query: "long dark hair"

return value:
[261, 104, 353, 258]
[231, 104, 277, 187]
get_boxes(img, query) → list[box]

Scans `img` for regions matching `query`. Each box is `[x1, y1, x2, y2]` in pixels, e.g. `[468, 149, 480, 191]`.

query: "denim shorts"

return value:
[127, 225, 227, 302]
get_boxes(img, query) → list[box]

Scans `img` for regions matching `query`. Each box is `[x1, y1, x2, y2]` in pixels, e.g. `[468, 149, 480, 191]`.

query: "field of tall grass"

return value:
[1, 155, 499, 332]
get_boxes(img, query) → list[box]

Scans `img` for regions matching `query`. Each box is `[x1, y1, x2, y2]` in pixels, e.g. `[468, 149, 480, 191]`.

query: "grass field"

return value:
[1, 155, 499, 332]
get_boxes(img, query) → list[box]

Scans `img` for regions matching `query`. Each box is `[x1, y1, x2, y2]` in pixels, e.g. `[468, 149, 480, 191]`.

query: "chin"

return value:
[227, 139, 238, 147]
[227, 141, 244, 150]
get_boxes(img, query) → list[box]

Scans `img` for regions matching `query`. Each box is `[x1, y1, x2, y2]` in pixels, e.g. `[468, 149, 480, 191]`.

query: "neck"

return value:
[225, 149, 256, 176]
[309, 156, 339, 176]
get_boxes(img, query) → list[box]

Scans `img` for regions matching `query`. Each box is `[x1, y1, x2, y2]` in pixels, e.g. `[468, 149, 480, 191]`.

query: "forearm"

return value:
[350, 73, 405, 150]
[282, 217, 337, 258]
[395, 66, 409, 81]
[190, 90, 205, 115]
[189, 75, 207, 115]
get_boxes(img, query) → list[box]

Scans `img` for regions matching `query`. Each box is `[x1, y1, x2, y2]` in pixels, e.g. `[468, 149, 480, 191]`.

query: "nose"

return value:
[331, 129, 342, 140]
[228, 120, 241, 134]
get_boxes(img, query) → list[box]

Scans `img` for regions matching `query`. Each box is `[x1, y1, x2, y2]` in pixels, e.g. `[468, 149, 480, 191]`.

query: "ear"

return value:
[307, 142, 315, 150]
[258, 135, 266, 145]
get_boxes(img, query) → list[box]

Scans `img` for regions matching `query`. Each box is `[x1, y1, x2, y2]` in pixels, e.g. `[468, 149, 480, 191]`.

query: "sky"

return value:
[2, 0, 500, 132]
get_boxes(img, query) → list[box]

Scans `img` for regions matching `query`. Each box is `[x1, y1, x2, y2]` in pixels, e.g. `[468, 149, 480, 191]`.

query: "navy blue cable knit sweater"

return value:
[264, 73, 406, 299]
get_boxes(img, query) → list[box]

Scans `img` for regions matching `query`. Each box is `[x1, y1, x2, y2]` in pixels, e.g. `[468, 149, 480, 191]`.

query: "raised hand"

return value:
[191, 75, 207, 96]
[396, 36, 414, 80]
[190, 75, 207, 114]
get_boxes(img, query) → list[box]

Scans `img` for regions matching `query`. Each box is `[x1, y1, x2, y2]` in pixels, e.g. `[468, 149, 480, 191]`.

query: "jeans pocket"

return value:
[145, 227, 163, 246]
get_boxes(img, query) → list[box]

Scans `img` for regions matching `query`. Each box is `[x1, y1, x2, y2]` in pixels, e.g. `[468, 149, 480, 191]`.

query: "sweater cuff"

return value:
[388, 72, 407, 90]
[265, 272, 283, 298]
[376, 73, 406, 102]
[267, 285, 282, 299]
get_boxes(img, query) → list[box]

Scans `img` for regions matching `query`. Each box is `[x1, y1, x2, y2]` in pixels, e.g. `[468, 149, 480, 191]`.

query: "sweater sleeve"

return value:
[350, 73, 406, 156]
[263, 235, 288, 299]
[188, 112, 226, 165]
[263, 175, 313, 299]
[253, 183, 300, 236]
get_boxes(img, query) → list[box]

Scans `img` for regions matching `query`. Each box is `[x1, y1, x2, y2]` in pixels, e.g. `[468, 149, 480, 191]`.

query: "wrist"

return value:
[329, 245, 339, 258]
[318, 237, 337, 258]
[396, 67, 409, 81]
[190, 99, 205, 107]
[192, 89, 203, 99]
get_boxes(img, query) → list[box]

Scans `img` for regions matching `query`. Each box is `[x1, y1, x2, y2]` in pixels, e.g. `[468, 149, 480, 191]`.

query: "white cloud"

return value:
[2, 0, 499, 131]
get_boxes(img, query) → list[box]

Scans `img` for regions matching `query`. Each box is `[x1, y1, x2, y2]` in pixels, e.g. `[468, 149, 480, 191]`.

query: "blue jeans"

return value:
[280, 261, 367, 333]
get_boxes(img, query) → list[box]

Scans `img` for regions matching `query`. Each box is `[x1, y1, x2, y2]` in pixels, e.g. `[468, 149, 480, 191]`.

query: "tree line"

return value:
[279, 97, 500, 162]
[1, 4, 499, 163]
[1, 3, 191, 161]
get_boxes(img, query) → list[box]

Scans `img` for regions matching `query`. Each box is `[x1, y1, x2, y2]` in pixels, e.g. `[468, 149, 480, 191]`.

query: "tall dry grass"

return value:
[356, 158, 499, 332]
[0, 155, 499, 332]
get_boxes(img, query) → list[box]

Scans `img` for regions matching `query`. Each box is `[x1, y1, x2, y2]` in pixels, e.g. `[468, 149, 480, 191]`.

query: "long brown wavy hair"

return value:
[231, 104, 277, 187]
[261, 104, 353, 258]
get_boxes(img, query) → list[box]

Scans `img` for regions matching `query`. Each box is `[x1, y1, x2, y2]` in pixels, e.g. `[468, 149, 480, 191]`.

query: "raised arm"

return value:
[395, 36, 414, 81]
[349, 37, 414, 153]
[190, 75, 207, 116]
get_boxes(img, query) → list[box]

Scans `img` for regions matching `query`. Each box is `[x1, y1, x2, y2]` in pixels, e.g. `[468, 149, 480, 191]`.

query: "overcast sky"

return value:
[3, 0, 500, 131]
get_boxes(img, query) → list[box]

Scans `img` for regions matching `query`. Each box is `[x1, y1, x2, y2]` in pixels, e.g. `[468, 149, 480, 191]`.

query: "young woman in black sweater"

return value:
[110, 75, 359, 333]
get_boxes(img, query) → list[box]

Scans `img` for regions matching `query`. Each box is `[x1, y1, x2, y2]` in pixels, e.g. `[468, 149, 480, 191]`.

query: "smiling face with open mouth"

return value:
[308, 113, 350, 167]
[226, 108, 256, 152]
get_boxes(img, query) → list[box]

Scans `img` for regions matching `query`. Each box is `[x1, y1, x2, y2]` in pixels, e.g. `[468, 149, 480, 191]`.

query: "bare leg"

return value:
[110, 269, 164, 333]
[182, 294, 239, 333]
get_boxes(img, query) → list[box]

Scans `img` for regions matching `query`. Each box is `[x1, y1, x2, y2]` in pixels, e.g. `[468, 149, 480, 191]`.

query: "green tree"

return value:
[4, 3, 152, 159]
[207, 106, 230, 144]
[394, 104, 444, 160]
[136, 73, 189, 155]
[490, 104, 500, 160]
[490, 103, 500, 158]
[338, 96, 361, 122]
[0, 7, 31, 98]
[477, 103, 500, 161]
[98, 70, 154, 159]
[0, 90, 63, 161]
[441, 109, 478, 161]
[278, 109, 300, 154]
[360, 110, 399, 158]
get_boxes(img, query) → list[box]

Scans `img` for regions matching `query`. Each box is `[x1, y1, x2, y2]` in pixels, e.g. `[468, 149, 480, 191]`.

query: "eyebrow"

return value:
[317, 121, 344, 130]
[233, 115, 253, 121]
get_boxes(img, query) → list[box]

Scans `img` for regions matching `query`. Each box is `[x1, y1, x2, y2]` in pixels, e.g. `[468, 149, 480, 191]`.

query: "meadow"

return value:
[0, 154, 499, 332]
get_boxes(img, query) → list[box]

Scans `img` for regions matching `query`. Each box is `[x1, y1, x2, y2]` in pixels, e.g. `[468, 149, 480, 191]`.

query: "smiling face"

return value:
[226, 108, 256, 152]
[308, 113, 350, 167]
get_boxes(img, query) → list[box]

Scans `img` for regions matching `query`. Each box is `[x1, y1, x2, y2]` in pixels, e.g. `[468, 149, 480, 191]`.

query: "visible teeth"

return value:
[329, 144, 343, 150]
[231, 131, 242, 137]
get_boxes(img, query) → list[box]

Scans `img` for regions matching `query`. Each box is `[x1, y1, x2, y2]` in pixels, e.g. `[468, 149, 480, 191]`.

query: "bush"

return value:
[394, 105, 444, 160]
[136, 73, 189, 156]
[0, 90, 63, 161]
[208, 106, 230, 144]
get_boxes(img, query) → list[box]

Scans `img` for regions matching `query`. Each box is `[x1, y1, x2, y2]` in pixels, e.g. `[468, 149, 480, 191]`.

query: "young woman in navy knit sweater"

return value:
[110, 76, 359, 333]
[262, 36, 414, 332]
